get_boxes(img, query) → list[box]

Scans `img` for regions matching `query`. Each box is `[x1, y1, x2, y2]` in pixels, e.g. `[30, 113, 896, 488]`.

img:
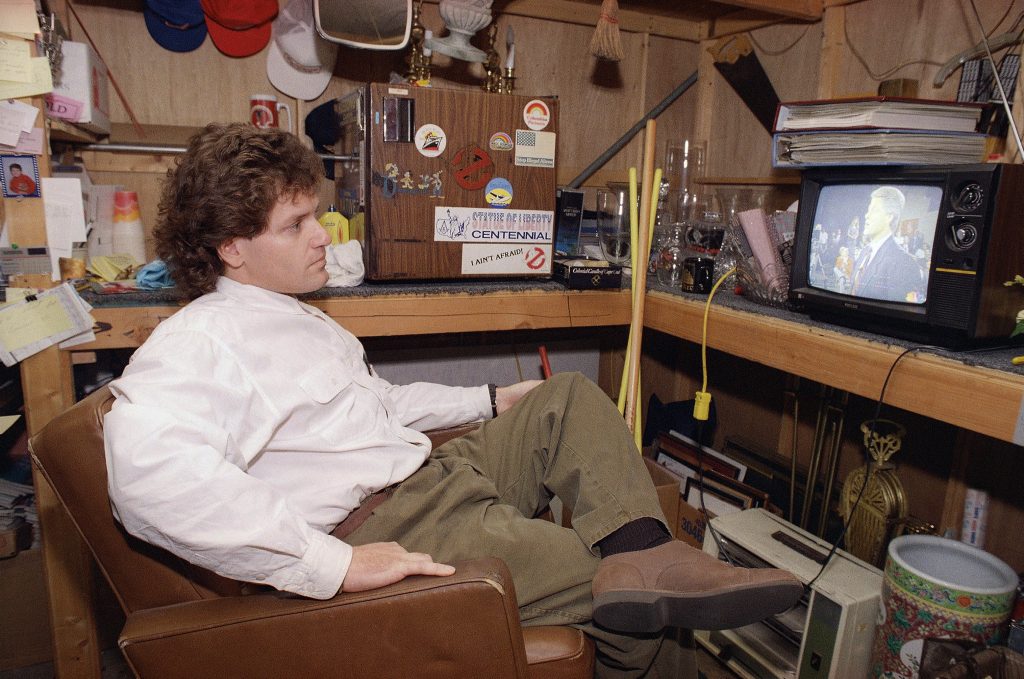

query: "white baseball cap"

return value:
[267, 0, 338, 101]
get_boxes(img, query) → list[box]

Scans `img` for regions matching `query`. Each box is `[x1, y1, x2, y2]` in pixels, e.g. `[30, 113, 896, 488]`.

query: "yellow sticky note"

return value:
[0, 57, 52, 99]
[0, 38, 32, 83]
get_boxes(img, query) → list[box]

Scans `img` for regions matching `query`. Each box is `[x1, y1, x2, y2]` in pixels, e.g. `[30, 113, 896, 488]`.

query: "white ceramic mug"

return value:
[249, 94, 292, 132]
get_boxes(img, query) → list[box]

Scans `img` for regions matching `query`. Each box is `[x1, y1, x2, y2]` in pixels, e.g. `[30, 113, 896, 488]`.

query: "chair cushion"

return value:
[524, 627, 595, 679]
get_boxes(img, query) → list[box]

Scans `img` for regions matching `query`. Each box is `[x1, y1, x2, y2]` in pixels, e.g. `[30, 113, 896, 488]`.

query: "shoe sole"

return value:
[592, 582, 805, 634]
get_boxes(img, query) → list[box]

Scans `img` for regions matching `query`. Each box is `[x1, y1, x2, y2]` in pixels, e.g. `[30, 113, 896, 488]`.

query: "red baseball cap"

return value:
[200, 0, 278, 58]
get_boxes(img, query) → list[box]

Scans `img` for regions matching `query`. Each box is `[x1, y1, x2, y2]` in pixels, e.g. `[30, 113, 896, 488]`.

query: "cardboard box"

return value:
[676, 497, 709, 548]
[47, 41, 111, 135]
[642, 455, 710, 548]
[553, 258, 622, 289]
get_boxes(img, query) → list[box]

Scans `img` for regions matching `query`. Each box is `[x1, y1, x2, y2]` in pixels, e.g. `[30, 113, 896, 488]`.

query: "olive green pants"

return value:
[346, 372, 694, 677]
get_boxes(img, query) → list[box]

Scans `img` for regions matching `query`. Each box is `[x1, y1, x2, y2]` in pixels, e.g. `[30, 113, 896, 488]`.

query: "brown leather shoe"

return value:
[591, 540, 804, 633]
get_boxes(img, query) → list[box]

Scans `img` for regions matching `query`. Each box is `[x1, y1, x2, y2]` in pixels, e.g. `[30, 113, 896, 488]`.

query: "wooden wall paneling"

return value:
[66, 4, 277, 129]
[644, 35, 701, 178]
[944, 431, 1024, 571]
[701, 21, 821, 180]
[833, 0, 1024, 100]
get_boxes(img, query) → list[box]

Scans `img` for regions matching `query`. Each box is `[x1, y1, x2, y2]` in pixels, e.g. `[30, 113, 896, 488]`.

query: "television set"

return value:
[788, 163, 1024, 348]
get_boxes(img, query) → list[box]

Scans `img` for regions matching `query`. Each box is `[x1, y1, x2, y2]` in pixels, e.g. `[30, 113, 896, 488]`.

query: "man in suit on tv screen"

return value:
[851, 186, 925, 302]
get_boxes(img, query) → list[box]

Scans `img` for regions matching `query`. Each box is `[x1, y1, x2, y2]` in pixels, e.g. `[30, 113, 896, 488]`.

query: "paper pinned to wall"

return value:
[0, 1, 41, 39]
[42, 177, 87, 280]
[0, 57, 52, 99]
[0, 98, 36, 147]
[0, 38, 32, 83]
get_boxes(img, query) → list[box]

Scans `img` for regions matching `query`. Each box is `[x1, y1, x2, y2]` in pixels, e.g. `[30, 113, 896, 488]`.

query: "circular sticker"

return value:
[489, 132, 513, 151]
[415, 124, 447, 157]
[523, 100, 551, 131]
[485, 178, 513, 208]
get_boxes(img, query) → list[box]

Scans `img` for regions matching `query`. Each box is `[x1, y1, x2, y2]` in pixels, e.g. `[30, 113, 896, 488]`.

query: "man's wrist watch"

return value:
[488, 383, 498, 418]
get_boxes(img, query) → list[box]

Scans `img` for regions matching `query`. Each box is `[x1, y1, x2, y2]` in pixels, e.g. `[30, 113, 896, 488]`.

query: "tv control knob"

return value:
[952, 182, 984, 213]
[951, 222, 978, 249]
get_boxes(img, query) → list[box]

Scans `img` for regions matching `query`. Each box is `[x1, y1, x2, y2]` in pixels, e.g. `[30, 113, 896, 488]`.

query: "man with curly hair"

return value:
[104, 123, 801, 677]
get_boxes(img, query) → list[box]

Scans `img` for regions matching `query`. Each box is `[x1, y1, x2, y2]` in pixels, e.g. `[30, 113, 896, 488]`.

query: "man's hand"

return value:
[495, 380, 543, 415]
[342, 542, 456, 592]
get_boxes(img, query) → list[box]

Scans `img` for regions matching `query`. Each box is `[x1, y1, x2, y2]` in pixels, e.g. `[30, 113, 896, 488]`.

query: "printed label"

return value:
[461, 243, 552, 274]
[434, 206, 554, 243]
[514, 130, 556, 168]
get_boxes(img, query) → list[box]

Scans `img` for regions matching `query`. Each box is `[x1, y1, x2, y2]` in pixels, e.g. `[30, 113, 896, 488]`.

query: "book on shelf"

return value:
[771, 128, 988, 167]
[773, 96, 986, 133]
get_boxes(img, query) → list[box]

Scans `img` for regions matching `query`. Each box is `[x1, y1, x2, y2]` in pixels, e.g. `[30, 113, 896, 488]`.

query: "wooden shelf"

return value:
[47, 119, 102, 145]
[643, 290, 1024, 446]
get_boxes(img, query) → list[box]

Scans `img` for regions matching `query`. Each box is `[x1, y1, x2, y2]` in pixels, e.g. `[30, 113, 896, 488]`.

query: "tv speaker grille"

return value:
[928, 271, 974, 329]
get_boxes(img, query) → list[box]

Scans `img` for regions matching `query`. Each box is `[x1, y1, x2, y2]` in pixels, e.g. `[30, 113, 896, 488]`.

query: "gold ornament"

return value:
[839, 419, 909, 567]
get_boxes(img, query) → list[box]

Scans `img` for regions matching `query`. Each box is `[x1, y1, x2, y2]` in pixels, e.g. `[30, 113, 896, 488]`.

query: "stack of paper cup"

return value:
[961, 487, 988, 548]
[112, 190, 148, 266]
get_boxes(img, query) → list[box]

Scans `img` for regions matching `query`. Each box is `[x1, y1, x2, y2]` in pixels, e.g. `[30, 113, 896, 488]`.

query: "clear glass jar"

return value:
[655, 223, 687, 287]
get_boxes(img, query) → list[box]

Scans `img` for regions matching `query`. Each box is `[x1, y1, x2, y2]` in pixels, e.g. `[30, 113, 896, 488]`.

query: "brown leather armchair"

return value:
[29, 385, 595, 678]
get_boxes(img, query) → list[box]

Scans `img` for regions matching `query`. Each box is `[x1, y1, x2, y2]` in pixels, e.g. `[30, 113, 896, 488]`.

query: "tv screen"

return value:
[806, 183, 941, 304]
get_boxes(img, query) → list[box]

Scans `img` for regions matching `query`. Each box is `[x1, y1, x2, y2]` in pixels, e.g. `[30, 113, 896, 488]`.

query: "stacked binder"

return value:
[771, 97, 988, 167]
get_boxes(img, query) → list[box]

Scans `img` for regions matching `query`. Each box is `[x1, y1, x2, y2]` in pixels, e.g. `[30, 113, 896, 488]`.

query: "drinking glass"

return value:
[655, 223, 687, 286]
[596, 188, 631, 265]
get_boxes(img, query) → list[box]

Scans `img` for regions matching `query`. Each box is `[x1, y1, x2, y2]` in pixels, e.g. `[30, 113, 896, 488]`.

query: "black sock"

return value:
[597, 517, 672, 557]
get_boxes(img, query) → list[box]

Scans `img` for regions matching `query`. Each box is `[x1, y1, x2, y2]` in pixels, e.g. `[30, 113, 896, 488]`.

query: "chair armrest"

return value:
[118, 557, 531, 679]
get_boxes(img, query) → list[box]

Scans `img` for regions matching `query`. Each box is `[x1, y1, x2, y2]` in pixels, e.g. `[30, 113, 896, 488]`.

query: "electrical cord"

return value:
[692, 267, 737, 565]
[689, 269, 949, 584]
[803, 344, 945, 590]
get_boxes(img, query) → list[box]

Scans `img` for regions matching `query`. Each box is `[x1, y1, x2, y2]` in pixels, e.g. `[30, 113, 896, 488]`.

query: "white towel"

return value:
[324, 240, 364, 287]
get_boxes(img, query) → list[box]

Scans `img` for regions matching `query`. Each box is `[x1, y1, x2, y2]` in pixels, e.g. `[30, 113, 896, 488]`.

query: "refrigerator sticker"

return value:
[485, 178, 513, 208]
[434, 206, 553, 243]
[462, 243, 552, 274]
[451, 144, 494, 190]
[523, 99, 551, 131]
[514, 130, 556, 168]
[489, 132, 513, 151]
[415, 124, 447, 157]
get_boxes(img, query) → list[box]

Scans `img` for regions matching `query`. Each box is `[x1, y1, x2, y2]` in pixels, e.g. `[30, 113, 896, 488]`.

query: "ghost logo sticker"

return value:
[485, 177, 513, 208]
[415, 124, 447, 157]
[524, 246, 547, 270]
[451, 144, 494, 191]
[523, 100, 551, 131]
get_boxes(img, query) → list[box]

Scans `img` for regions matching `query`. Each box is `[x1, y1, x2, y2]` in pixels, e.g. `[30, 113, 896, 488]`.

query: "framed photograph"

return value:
[684, 476, 746, 517]
[654, 430, 745, 481]
[0, 155, 41, 198]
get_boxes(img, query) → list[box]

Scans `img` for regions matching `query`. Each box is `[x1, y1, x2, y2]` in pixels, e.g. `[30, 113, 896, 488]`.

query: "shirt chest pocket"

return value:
[294, 365, 387, 444]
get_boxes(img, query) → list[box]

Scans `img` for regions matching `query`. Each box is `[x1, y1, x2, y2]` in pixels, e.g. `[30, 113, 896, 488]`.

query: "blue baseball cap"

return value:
[144, 0, 207, 53]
